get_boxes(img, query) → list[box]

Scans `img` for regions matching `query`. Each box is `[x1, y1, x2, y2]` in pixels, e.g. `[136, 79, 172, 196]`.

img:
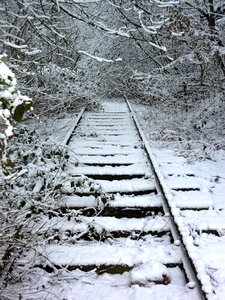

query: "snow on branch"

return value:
[23, 49, 42, 56]
[138, 11, 157, 34]
[4, 42, 42, 56]
[3, 41, 28, 49]
[171, 31, 184, 37]
[95, 21, 131, 37]
[149, 41, 167, 52]
[108, 1, 132, 11]
[153, 0, 179, 7]
[72, 0, 101, 2]
[78, 50, 122, 63]
[150, 18, 169, 25]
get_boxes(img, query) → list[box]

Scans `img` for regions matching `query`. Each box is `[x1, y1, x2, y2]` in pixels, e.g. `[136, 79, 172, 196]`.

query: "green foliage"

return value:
[0, 55, 33, 163]
[12, 101, 33, 122]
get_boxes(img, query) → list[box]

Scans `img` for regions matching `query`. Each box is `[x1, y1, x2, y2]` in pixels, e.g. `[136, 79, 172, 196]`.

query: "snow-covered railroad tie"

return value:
[30, 99, 215, 299]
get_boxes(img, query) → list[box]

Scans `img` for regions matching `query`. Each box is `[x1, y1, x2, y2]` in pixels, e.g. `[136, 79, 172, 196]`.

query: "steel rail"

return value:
[125, 97, 207, 300]
[62, 106, 87, 146]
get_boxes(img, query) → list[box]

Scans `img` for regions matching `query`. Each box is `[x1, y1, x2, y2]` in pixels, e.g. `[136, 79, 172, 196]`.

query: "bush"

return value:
[0, 54, 32, 163]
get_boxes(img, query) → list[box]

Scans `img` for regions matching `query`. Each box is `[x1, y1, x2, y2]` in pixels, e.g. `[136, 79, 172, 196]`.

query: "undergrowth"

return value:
[136, 93, 225, 161]
[0, 121, 109, 298]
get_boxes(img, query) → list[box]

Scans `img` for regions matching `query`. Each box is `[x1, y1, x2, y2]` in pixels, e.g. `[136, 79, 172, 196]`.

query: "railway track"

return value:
[32, 99, 217, 299]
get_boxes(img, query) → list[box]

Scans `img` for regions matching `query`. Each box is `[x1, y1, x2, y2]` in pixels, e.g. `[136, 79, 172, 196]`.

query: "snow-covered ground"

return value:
[133, 101, 225, 299]
[35, 99, 225, 299]
[1, 99, 225, 300]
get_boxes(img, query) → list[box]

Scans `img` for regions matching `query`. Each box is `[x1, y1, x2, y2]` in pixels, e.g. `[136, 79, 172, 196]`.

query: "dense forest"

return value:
[1, 1, 225, 155]
[0, 0, 225, 299]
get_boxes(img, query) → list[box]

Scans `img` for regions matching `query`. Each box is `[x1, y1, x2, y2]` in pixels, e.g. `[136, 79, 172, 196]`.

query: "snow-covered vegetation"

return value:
[0, 55, 32, 162]
[0, 0, 225, 299]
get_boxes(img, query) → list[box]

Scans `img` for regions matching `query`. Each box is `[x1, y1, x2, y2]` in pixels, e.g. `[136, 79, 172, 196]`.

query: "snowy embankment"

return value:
[133, 101, 225, 299]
